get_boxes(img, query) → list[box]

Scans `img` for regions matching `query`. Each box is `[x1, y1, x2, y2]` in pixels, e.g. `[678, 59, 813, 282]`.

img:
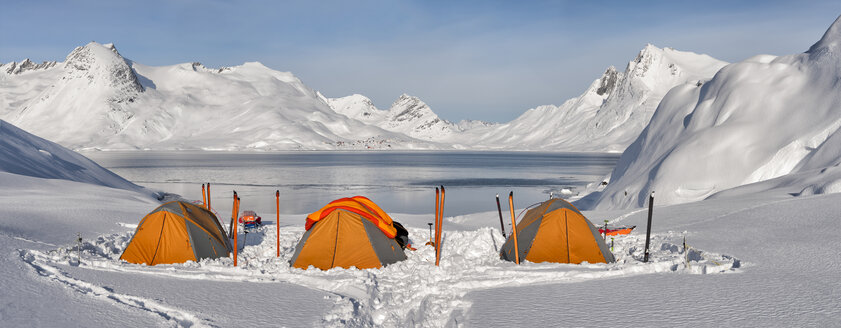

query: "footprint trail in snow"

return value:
[21, 225, 740, 327]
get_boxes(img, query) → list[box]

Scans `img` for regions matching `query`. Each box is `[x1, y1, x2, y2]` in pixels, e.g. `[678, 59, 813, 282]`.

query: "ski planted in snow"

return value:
[508, 191, 520, 264]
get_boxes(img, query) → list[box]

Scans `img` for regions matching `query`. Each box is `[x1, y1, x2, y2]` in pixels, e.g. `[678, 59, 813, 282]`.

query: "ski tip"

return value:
[509, 191, 513, 197]
[496, 193, 499, 198]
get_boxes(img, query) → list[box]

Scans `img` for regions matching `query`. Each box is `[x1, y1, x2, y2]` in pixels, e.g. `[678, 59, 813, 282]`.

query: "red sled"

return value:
[599, 226, 636, 236]
[238, 210, 262, 230]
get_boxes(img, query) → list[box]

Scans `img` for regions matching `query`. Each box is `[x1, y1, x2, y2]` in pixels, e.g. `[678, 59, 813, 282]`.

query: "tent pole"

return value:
[509, 191, 520, 264]
[644, 191, 655, 263]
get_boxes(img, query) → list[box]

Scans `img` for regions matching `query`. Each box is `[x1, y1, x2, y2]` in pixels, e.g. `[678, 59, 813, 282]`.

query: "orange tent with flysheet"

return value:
[290, 196, 407, 270]
[500, 198, 615, 264]
[120, 201, 232, 265]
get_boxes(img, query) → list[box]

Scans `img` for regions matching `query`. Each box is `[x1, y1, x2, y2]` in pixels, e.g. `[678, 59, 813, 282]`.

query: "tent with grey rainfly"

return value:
[120, 201, 232, 265]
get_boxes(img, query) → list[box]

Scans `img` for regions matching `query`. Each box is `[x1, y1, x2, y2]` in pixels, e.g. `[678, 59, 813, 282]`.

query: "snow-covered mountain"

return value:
[328, 93, 461, 141]
[0, 42, 441, 151]
[460, 45, 728, 151]
[583, 15, 841, 210]
[1, 41, 727, 152]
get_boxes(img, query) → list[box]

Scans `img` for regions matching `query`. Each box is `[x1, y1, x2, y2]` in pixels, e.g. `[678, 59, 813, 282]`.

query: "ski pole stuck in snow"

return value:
[604, 220, 609, 240]
[496, 194, 506, 237]
[276, 190, 280, 258]
[76, 232, 82, 263]
[426, 222, 434, 246]
[644, 191, 654, 263]
[206, 182, 212, 213]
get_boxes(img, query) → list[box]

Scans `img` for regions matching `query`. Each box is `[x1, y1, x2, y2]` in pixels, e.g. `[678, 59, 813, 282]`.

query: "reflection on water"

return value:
[84, 151, 619, 216]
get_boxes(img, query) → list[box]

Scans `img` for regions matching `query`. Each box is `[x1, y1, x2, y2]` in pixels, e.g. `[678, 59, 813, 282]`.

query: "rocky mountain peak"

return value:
[390, 94, 431, 122]
[1, 58, 58, 75]
[595, 66, 619, 96]
[64, 42, 143, 94]
[808, 14, 841, 58]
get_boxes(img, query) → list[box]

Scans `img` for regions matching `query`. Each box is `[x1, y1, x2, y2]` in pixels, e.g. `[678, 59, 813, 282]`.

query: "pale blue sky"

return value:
[2, 1, 839, 122]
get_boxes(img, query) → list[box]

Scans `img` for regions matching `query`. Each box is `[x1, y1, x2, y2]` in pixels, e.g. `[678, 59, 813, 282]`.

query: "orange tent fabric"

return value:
[500, 198, 615, 264]
[121, 201, 231, 265]
[305, 196, 397, 238]
[291, 196, 406, 270]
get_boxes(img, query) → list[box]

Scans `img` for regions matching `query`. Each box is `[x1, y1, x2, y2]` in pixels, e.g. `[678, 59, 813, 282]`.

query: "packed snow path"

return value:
[20, 223, 738, 327]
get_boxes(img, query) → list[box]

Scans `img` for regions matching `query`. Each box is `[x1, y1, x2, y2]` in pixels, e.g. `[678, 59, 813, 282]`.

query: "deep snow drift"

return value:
[585, 15, 841, 210]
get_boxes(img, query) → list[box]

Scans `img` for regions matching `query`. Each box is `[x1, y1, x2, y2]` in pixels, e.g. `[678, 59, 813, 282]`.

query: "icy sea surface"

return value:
[84, 151, 619, 216]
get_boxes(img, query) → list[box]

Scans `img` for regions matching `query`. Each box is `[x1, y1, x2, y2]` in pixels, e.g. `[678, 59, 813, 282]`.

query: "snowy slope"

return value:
[460, 45, 727, 152]
[586, 16, 841, 210]
[0, 119, 153, 196]
[328, 93, 461, 141]
[0, 42, 439, 151]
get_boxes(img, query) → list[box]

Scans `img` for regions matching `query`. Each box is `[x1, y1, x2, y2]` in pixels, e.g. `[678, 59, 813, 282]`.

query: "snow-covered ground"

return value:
[7, 162, 840, 327]
[1, 119, 837, 327]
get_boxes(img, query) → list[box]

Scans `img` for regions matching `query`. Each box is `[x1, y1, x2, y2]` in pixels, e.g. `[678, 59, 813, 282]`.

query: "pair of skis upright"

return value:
[434, 186, 445, 266]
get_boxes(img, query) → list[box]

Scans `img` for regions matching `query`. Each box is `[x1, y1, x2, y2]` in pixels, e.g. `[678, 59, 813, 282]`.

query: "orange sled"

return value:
[599, 226, 636, 236]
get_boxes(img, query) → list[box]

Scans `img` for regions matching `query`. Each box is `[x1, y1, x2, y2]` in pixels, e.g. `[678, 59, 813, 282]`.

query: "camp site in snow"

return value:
[1, 2, 840, 327]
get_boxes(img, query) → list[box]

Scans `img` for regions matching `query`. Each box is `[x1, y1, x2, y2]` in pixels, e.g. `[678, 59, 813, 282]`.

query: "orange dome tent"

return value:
[500, 198, 615, 264]
[120, 201, 232, 265]
[290, 196, 407, 270]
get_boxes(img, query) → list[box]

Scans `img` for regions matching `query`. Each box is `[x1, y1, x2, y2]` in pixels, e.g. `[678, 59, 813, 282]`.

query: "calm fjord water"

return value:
[85, 151, 619, 217]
